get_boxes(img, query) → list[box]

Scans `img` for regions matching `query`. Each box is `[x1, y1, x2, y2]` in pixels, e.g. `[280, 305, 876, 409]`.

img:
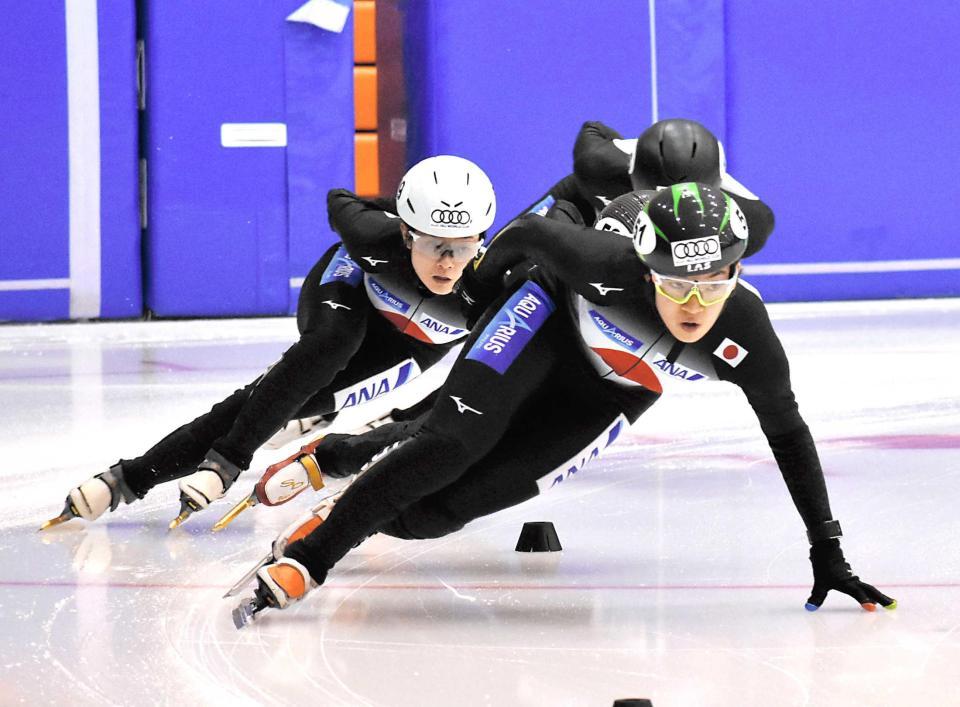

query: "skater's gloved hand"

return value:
[178, 449, 242, 513]
[805, 539, 897, 612]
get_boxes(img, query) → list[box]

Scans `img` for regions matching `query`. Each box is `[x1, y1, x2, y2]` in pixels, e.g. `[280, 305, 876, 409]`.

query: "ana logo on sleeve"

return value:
[713, 337, 749, 367]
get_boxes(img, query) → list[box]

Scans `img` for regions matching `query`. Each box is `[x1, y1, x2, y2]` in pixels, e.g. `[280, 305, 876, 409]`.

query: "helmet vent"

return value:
[433, 171, 438, 184]
[466, 171, 471, 185]
[406, 197, 416, 214]
[690, 142, 697, 158]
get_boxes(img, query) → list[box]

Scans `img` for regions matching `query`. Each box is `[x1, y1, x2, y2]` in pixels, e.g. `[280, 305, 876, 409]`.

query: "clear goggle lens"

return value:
[409, 232, 482, 263]
[651, 270, 739, 306]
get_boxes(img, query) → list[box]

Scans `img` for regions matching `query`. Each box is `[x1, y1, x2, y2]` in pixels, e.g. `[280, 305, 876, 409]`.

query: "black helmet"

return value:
[630, 119, 722, 190]
[593, 190, 657, 237]
[633, 183, 749, 276]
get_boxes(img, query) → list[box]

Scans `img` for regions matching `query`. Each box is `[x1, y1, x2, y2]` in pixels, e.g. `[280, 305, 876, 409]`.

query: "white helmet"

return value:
[395, 155, 496, 237]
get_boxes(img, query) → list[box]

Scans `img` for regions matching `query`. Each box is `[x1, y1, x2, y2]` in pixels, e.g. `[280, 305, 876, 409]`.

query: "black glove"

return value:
[806, 539, 897, 612]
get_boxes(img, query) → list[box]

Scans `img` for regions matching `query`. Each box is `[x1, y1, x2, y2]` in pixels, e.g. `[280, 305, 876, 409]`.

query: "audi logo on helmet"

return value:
[673, 239, 719, 258]
[670, 235, 723, 268]
[431, 209, 472, 225]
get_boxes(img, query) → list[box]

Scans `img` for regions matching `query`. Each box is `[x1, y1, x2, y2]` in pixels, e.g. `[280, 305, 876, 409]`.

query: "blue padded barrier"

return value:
[97, 0, 142, 318]
[655, 0, 725, 134]
[401, 0, 655, 234]
[725, 0, 960, 300]
[0, 1, 140, 321]
[284, 16, 357, 314]
[0, 2, 69, 319]
[143, 1, 354, 317]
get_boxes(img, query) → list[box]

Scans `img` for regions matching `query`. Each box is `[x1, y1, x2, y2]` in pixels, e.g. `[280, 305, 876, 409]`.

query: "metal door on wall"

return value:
[141, 0, 355, 317]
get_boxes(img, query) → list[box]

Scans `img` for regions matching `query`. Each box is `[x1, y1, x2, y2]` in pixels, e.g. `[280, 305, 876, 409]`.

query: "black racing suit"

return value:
[284, 212, 832, 585]
[119, 190, 469, 497]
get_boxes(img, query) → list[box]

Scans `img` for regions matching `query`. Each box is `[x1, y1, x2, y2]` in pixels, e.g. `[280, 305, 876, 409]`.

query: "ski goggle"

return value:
[650, 269, 739, 306]
[409, 232, 483, 263]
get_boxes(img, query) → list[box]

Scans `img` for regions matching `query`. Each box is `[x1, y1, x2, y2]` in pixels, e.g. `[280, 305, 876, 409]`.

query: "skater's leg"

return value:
[209, 246, 371, 470]
[312, 417, 425, 479]
[284, 278, 564, 583]
[120, 383, 256, 498]
[382, 380, 659, 539]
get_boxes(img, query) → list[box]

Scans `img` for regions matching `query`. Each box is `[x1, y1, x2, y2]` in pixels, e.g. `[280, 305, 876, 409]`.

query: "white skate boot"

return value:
[40, 464, 138, 530]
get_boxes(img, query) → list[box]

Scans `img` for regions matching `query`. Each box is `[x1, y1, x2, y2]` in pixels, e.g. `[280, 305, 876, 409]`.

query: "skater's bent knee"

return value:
[381, 506, 465, 540]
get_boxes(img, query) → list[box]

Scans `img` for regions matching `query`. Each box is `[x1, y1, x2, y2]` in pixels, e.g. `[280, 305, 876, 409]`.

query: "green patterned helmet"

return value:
[633, 183, 749, 276]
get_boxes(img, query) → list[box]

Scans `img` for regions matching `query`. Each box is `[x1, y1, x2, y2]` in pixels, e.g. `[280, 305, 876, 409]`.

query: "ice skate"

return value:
[232, 558, 314, 629]
[223, 493, 341, 598]
[212, 438, 327, 531]
[40, 464, 137, 531]
[169, 450, 241, 529]
[232, 586, 271, 629]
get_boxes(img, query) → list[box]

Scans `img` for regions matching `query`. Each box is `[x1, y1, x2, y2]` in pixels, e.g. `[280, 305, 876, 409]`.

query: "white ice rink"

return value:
[1, 298, 959, 707]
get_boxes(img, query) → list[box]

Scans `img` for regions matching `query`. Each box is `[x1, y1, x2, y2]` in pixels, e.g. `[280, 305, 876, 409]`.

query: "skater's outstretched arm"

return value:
[717, 291, 896, 612]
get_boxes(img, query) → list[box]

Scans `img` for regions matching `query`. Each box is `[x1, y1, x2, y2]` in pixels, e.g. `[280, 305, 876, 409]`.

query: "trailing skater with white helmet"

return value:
[42, 155, 496, 531]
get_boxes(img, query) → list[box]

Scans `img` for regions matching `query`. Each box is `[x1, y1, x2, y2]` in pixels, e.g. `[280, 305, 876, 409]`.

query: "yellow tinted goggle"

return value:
[651, 270, 738, 306]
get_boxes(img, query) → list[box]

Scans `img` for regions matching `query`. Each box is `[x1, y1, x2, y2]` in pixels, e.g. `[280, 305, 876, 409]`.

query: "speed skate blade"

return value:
[223, 551, 273, 599]
[232, 598, 258, 629]
[167, 511, 192, 530]
[212, 495, 256, 533]
[232, 591, 270, 630]
[38, 499, 78, 532]
[38, 511, 74, 532]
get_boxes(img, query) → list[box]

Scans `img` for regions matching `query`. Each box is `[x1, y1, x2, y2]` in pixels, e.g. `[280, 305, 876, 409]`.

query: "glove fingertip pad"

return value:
[884, 600, 898, 611]
[861, 603, 878, 612]
[804, 603, 819, 612]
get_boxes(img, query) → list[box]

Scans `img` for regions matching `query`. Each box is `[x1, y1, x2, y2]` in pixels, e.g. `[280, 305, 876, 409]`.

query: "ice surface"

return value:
[1, 300, 958, 706]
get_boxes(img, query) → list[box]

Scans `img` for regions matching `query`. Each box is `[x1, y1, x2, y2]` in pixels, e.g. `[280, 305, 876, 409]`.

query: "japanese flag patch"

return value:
[713, 337, 749, 367]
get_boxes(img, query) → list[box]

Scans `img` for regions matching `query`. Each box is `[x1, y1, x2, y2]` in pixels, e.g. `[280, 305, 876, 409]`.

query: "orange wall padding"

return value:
[354, 133, 379, 197]
[354, 66, 378, 131]
[354, 1, 376, 64]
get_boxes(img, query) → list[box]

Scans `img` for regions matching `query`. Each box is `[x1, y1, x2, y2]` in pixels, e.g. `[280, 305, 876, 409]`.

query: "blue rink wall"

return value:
[0, 1, 957, 322]
[402, 0, 960, 302]
[0, 1, 141, 322]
